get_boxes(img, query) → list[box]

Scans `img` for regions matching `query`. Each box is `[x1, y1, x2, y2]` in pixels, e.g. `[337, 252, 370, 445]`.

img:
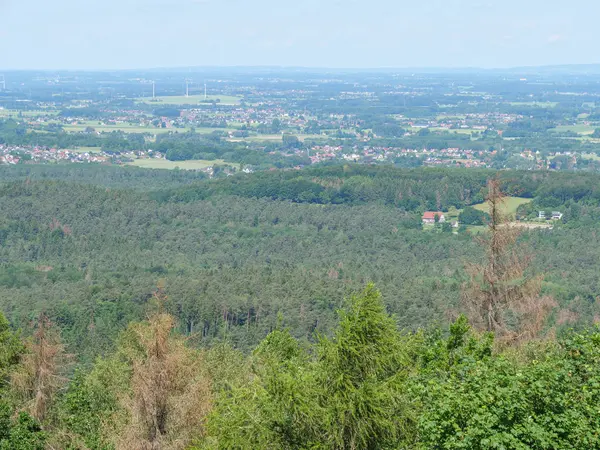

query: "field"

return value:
[430, 127, 481, 136]
[473, 196, 532, 217]
[237, 134, 324, 142]
[125, 159, 225, 170]
[137, 95, 242, 106]
[550, 124, 596, 135]
[509, 101, 558, 108]
[68, 146, 102, 154]
[582, 153, 600, 161]
[0, 109, 58, 118]
[61, 122, 194, 134]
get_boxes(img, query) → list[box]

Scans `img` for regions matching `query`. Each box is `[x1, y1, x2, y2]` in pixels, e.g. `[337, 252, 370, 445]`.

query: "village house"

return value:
[422, 212, 446, 224]
[539, 211, 563, 220]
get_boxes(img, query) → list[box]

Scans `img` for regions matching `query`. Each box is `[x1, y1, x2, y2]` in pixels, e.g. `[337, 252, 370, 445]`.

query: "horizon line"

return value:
[2, 63, 600, 73]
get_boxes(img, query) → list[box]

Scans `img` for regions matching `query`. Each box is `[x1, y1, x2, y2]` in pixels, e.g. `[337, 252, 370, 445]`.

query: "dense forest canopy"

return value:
[1, 163, 600, 448]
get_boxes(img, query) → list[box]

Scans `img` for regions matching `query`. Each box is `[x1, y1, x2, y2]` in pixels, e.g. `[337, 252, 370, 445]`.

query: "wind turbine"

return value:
[0, 75, 5, 91]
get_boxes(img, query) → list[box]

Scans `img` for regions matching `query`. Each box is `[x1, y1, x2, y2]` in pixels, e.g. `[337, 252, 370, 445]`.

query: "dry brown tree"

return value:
[462, 177, 556, 344]
[11, 312, 68, 423]
[116, 287, 213, 450]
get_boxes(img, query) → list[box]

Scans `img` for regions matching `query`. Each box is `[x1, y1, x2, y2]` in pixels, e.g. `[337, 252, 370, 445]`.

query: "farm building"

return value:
[422, 212, 446, 224]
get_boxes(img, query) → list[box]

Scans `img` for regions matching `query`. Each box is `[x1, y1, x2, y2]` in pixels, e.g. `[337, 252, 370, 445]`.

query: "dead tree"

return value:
[462, 177, 556, 343]
[11, 312, 68, 422]
[117, 311, 212, 450]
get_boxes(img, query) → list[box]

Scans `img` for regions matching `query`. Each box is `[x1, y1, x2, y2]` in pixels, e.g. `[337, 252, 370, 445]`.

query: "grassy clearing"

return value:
[473, 196, 532, 217]
[125, 159, 225, 170]
[137, 95, 241, 106]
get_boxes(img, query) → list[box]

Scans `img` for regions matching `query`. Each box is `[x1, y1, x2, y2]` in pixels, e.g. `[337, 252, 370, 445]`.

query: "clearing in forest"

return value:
[472, 196, 532, 218]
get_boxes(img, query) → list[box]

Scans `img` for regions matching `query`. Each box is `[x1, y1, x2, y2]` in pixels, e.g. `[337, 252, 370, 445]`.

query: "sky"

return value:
[1, 0, 599, 70]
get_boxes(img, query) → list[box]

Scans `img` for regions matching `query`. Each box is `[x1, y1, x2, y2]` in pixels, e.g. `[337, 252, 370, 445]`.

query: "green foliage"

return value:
[459, 206, 489, 225]
[0, 312, 23, 388]
[412, 324, 600, 449]
[0, 411, 46, 450]
[206, 285, 414, 449]
[56, 357, 129, 449]
[316, 284, 413, 449]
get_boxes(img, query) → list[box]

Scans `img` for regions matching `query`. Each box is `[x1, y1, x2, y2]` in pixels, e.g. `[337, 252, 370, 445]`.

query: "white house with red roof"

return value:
[422, 211, 446, 224]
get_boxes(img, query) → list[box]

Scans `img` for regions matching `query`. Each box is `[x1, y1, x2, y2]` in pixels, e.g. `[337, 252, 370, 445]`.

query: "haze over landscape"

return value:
[2, 0, 600, 69]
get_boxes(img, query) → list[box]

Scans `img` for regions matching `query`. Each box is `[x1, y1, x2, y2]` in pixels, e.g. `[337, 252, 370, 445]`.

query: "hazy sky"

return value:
[1, 0, 599, 70]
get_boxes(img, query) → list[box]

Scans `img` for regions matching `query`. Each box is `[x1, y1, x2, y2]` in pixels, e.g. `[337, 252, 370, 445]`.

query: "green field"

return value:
[430, 127, 480, 135]
[582, 153, 600, 161]
[237, 133, 324, 143]
[137, 95, 242, 106]
[551, 124, 596, 135]
[435, 114, 467, 120]
[0, 109, 58, 118]
[68, 146, 102, 154]
[509, 101, 558, 108]
[126, 159, 225, 170]
[62, 122, 193, 134]
[473, 196, 532, 217]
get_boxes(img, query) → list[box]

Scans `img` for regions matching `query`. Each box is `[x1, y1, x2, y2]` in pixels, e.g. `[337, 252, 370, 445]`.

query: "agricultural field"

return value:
[473, 196, 532, 217]
[509, 101, 559, 108]
[239, 133, 324, 142]
[550, 124, 596, 135]
[67, 146, 102, 153]
[430, 127, 480, 136]
[125, 158, 225, 170]
[62, 122, 192, 134]
[581, 153, 600, 161]
[137, 94, 242, 106]
[0, 109, 58, 118]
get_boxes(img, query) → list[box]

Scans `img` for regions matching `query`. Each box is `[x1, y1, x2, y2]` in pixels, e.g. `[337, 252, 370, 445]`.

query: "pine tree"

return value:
[316, 283, 413, 449]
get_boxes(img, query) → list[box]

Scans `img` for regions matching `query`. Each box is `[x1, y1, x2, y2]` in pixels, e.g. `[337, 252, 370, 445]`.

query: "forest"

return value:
[1, 164, 600, 448]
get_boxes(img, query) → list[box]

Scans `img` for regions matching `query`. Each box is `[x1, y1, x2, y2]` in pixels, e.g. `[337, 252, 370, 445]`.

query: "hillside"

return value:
[1, 165, 600, 359]
[1, 164, 600, 447]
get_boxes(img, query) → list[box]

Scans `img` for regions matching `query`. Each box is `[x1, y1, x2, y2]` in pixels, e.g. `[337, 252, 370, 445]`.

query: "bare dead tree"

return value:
[116, 311, 212, 450]
[462, 177, 556, 344]
[11, 312, 68, 423]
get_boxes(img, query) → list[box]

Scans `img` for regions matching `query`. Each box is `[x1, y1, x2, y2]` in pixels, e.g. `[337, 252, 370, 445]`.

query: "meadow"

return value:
[0, 109, 58, 118]
[137, 94, 242, 106]
[125, 158, 224, 170]
[550, 124, 596, 135]
[473, 196, 532, 217]
[67, 146, 102, 153]
[509, 101, 559, 108]
[61, 122, 192, 134]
